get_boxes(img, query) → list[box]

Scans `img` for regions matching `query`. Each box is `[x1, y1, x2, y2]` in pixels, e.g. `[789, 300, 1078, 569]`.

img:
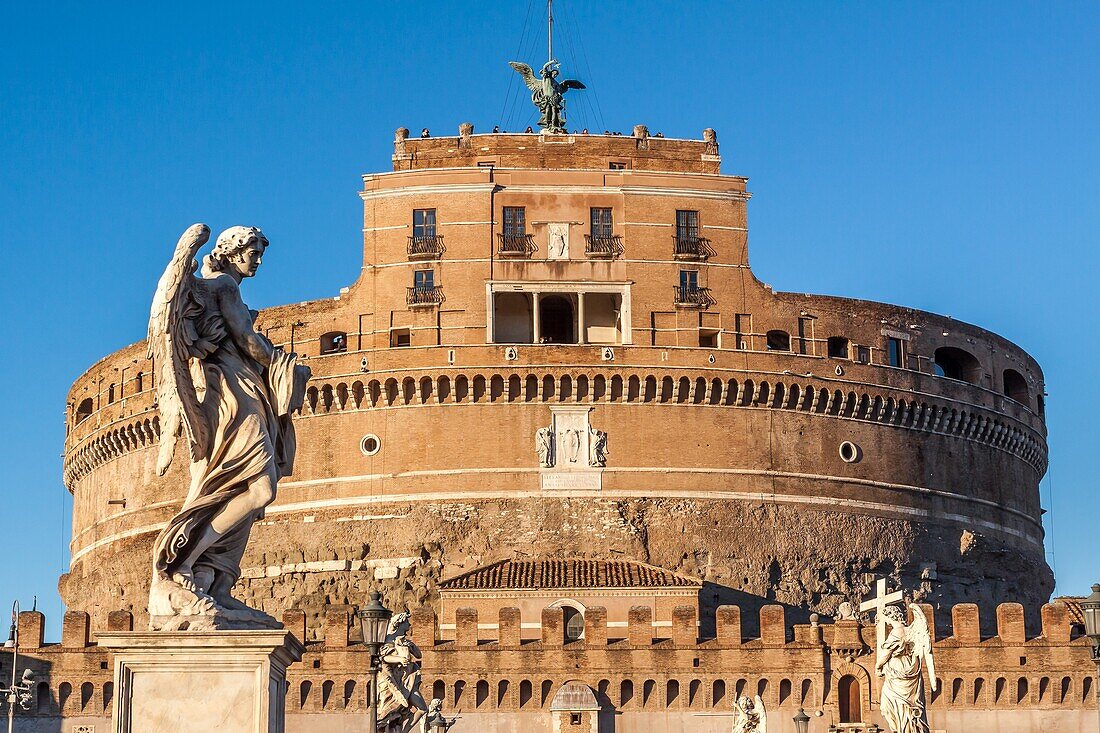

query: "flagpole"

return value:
[547, 0, 553, 62]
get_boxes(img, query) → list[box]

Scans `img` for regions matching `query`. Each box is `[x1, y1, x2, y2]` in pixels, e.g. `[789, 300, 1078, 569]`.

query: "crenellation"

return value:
[671, 605, 696, 646]
[951, 602, 981, 643]
[61, 610, 90, 649]
[997, 601, 1027, 644]
[455, 607, 478, 648]
[759, 605, 786, 646]
[715, 604, 741, 645]
[627, 606, 653, 647]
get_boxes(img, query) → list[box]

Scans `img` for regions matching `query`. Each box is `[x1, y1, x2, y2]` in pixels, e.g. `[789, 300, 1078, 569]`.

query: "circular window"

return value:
[839, 441, 862, 464]
[360, 434, 381, 456]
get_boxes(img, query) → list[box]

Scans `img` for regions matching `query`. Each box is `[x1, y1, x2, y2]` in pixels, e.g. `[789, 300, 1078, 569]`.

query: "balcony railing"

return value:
[497, 233, 537, 257]
[674, 286, 715, 308]
[406, 285, 445, 307]
[407, 234, 445, 259]
[584, 234, 624, 258]
[673, 235, 715, 260]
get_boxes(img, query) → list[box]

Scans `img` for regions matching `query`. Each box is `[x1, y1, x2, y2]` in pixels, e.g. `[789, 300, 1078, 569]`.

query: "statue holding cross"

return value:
[858, 576, 938, 733]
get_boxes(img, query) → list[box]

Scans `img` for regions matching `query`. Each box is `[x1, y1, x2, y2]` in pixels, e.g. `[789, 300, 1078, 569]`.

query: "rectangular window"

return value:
[590, 207, 613, 238]
[390, 328, 411, 348]
[887, 337, 904, 367]
[735, 313, 752, 350]
[503, 206, 526, 236]
[608, 161, 628, 170]
[413, 270, 434, 290]
[412, 208, 436, 239]
[676, 210, 700, 240]
[699, 329, 720, 348]
[680, 270, 698, 292]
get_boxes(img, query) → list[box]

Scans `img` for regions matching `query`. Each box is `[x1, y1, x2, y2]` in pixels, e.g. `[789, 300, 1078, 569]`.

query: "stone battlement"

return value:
[390, 124, 722, 174]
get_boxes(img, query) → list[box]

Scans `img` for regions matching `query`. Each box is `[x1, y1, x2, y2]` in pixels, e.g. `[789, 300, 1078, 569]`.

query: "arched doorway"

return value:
[838, 674, 861, 723]
[540, 295, 575, 344]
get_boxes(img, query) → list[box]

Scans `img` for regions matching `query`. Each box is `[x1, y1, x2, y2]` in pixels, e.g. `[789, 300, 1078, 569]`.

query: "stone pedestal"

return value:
[98, 630, 303, 733]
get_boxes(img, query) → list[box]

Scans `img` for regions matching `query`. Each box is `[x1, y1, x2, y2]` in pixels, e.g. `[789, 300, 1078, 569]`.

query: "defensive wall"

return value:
[5, 599, 1096, 732]
[59, 127, 1052, 636]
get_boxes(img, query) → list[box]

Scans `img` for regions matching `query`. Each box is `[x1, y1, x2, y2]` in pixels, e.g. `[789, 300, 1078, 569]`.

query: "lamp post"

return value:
[429, 717, 448, 733]
[1082, 583, 1100, 733]
[793, 707, 810, 733]
[0, 602, 34, 733]
[357, 591, 393, 733]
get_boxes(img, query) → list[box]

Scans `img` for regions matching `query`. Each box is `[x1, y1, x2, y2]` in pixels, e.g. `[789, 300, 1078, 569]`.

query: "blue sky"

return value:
[2, 1, 1097, 638]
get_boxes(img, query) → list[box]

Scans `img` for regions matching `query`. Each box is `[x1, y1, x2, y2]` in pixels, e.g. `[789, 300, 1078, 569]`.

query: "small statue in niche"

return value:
[535, 426, 554, 468]
[589, 427, 608, 467]
[731, 694, 767, 733]
[876, 604, 937, 733]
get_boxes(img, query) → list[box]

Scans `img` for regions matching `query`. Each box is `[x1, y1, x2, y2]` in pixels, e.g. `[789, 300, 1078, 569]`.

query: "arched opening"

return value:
[539, 295, 575, 344]
[319, 331, 348, 354]
[933, 347, 982, 384]
[553, 600, 586, 641]
[665, 679, 679, 707]
[838, 675, 861, 723]
[766, 330, 791, 351]
[35, 681, 50, 713]
[75, 398, 93, 425]
[476, 680, 489, 708]
[494, 292, 534, 343]
[433, 680, 446, 703]
[620, 680, 634, 707]
[1003, 369, 1029, 406]
[343, 680, 356, 709]
[519, 680, 533, 708]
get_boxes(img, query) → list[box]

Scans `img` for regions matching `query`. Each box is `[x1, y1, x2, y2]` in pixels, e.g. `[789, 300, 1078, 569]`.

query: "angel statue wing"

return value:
[147, 223, 216, 476]
[508, 61, 541, 93]
[754, 694, 767, 732]
[909, 604, 937, 692]
[560, 79, 586, 91]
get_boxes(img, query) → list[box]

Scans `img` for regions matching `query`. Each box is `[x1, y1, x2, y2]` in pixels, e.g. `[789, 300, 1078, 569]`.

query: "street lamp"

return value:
[1082, 583, 1100, 733]
[793, 707, 810, 733]
[357, 591, 392, 733]
[429, 717, 448, 733]
[0, 602, 34, 733]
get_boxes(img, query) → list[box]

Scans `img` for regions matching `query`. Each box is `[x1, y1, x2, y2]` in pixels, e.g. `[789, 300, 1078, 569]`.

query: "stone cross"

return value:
[859, 576, 904, 648]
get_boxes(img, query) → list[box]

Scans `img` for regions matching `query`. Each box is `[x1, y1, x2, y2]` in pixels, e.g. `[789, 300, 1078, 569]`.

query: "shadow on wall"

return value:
[699, 583, 816, 639]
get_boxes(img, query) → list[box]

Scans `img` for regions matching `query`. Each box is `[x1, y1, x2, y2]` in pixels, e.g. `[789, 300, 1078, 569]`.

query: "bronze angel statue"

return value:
[147, 224, 310, 631]
[876, 604, 938, 733]
[508, 59, 585, 133]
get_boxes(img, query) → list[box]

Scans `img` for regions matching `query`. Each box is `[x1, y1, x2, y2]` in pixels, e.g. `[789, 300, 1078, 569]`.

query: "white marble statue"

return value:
[589, 427, 608, 467]
[147, 224, 311, 631]
[731, 694, 767, 733]
[536, 426, 554, 467]
[377, 612, 430, 732]
[876, 604, 937, 733]
[423, 698, 449, 731]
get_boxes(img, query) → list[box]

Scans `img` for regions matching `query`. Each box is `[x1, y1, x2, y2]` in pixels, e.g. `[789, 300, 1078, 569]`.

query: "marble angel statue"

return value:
[377, 612, 430, 732]
[876, 604, 937, 733]
[147, 224, 310, 631]
[732, 693, 767, 733]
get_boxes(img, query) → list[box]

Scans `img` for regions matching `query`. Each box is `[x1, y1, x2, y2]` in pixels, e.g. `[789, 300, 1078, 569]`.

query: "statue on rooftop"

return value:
[508, 59, 585, 134]
[876, 603, 937, 733]
[146, 223, 310, 631]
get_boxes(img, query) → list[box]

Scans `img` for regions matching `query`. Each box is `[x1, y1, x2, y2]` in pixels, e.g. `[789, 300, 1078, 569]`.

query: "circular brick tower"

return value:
[62, 126, 1050, 637]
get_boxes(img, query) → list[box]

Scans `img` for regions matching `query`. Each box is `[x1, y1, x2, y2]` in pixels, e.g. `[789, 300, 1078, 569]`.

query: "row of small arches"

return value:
[62, 371, 1046, 486]
[299, 372, 1046, 473]
[934, 674, 1094, 707]
[31, 681, 112, 715]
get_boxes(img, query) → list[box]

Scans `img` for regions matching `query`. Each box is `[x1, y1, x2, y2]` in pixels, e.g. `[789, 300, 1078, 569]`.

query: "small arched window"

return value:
[933, 347, 982, 384]
[559, 604, 585, 641]
[75, 398, 93, 425]
[1003, 369, 1029, 406]
[838, 675, 861, 723]
[766, 330, 791, 351]
[107, 384, 117, 404]
[320, 331, 348, 355]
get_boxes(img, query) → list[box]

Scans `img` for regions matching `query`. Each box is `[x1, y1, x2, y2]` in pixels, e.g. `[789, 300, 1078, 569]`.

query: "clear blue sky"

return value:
[2, 1, 1097, 638]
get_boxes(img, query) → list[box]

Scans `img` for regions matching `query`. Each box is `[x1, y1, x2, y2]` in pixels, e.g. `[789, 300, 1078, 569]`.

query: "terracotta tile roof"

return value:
[1054, 597, 1085, 626]
[440, 558, 703, 591]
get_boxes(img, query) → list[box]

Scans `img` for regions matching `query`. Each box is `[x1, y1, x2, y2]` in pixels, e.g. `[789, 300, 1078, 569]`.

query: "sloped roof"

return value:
[439, 558, 703, 591]
[1054, 597, 1085, 626]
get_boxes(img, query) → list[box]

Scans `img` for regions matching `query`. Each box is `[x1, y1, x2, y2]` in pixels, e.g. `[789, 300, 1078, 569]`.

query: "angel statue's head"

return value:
[388, 611, 412, 637]
[203, 226, 269, 280]
[881, 604, 907, 627]
[540, 60, 559, 79]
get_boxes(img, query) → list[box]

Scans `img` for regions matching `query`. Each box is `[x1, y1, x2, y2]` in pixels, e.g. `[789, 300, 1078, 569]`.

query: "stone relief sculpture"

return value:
[536, 426, 555, 468]
[731, 694, 767, 733]
[147, 224, 311, 631]
[377, 612, 430, 732]
[876, 604, 937, 733]
[507, 60, 585, 134]
[564, 427, 584, 464]
[589, 427, 608, 467]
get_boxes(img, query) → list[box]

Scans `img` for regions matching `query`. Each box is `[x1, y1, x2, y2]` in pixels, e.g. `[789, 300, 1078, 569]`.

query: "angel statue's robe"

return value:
[151, 301, 308, 592]
[879, 627, 931, 733]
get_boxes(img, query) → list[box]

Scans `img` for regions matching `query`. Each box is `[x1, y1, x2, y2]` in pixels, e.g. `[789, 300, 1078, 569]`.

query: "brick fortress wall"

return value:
[59, 127, 1052, 640]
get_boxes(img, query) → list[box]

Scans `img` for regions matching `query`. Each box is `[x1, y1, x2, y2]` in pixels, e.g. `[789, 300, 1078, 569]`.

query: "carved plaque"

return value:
[547, 222, 570, 260]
